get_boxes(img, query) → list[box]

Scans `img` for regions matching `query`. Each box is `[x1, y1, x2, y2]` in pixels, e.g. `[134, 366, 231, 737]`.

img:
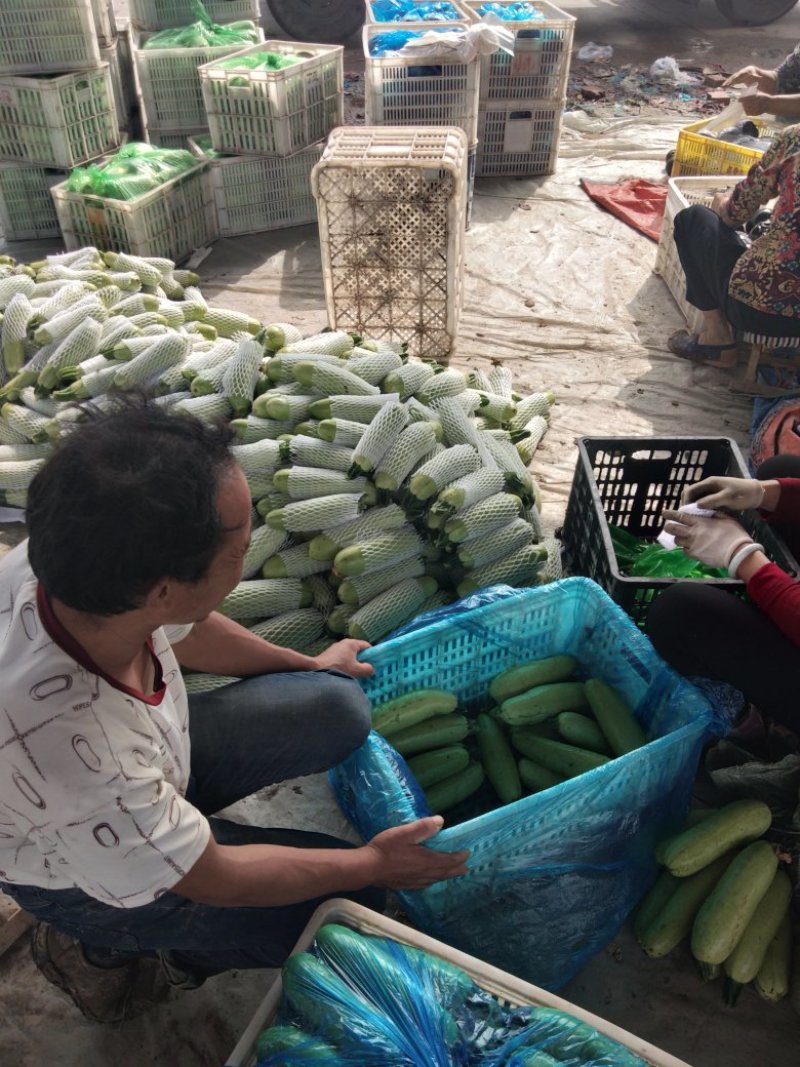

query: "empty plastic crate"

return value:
[133, 27, 265, 134]
[560, 436, 800, 628]
[129, 0, 261, 30]
[476, 95, 563, 176]
[0, 66, 119, 170]
[0, 0, 101, 76]
[199, 41, 343, 157]
[0, 162, 64, 241]
[190, 135, 322, 236]
[654, 175, 742, 335]
[329, 578, 719, 989]
[90, 0, 116, 47]
[460, 0, 575, 101]
[671, 115, 779, 177]
[51, 159, 217, 262]
[363, 21, 480, 143]
[312, 125, 468, 359]
[224, 899, 692, 1067]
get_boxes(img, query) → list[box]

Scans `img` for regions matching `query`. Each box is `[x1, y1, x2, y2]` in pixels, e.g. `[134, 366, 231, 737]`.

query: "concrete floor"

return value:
[1, 2, 799, 1064]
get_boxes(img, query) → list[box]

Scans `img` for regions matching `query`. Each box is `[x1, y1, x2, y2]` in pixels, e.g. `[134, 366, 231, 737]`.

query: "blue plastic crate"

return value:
[330, 577, 721, 991]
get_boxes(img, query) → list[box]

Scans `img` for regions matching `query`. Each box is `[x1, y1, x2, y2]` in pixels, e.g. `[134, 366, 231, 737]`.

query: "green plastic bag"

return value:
[216, 50, 304, 72]
[608, 524, 727, 580]
[67, 142, 198, 201]
[143, 0, 260, 48]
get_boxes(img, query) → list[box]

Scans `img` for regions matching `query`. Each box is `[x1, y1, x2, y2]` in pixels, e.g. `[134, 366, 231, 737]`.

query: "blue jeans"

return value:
[2, 669, 385, 977]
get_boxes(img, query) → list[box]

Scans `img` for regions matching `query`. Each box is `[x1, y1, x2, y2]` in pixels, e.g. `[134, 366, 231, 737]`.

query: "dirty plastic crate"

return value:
[129, 0, 261, 30]
[476, 95, 563, 176]
[671, 115, 779, 177]
[225, 899, 693, 1067]
[312, 125, 468, 359]
[51, 159, 217, 263]
[0, 0, 101, 76]
[90, 0, 116, 46]
[364, 21, 480, 143]
[146, 126, 209, 149]
[199, 40, 343, 157]
[460, 0, 575, 101]
[560, 436, 800, 628]
[0, 162, 65, 241]
[329, 577, 718, 990]
[0, 66, 119, 170]
[654, 175, 742, 335]
[190, 135, 322, 236]
[102, 32, 136, 131]
[133, 27, 265, 133]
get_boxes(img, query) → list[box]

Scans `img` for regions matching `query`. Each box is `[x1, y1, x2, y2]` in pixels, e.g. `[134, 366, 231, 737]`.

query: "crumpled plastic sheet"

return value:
[371, 0, 465, 21]
[370, 21, 514, 60]
[330, 577, 724, 990]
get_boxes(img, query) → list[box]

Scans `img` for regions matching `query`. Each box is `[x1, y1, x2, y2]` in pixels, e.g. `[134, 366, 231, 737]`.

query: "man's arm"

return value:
[171, 817, 470, 906]
[172, 611, 373, 678]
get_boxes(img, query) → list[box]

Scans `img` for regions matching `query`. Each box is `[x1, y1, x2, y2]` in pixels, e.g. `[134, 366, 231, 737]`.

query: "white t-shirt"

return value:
[0, 542, 210, 908]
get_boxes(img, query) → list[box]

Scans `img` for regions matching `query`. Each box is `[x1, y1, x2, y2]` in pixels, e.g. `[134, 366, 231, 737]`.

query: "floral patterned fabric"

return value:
[776, 43, 800, 94]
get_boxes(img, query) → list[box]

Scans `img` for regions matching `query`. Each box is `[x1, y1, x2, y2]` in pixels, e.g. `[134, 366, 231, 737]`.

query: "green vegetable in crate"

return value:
[633, 869, 681, 944]
[407, 745, 470, 789]
[691, 840, 779, 965]
[407, 444, 481, 502]
[637, 852, 735, 959]
[372, 688, 459, 738]
[524, 1006, 649, 1067]
[266, 493, 366, 534]
[489, 655, 577, 704]
[755, 910, 793, 1002]
[510, 732, 610, 778]
[347, 576, 437, 642]
[389, 714, 471, 757]
[425, 761, 485, 815]
[556, 712, 611, 755]
[722, 869, 793, 1004]
[656, 799, 772, 877]
[499, 681, 588, 727]
[333, 529, 423, 577]
[476, 713, 521, 805]
[584, 678, 647, 758]
[517, 758, 565, 794]
[255, 1024, 338, 1061]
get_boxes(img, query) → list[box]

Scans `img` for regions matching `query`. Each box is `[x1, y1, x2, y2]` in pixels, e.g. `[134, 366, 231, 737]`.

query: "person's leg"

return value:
[186, 667, 372, 815]
[646, 582, 800, 730]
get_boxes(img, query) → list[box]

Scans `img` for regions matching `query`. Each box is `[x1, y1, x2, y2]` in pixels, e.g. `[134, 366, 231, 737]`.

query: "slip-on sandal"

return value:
[668, 330, 737, 364]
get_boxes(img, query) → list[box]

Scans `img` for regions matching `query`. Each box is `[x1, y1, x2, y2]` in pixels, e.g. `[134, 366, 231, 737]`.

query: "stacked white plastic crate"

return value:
[0, 0, 123, 242]
[195, 40, 344, 237]
[129, 0, 264, 148]
[460, 0, 575, 178]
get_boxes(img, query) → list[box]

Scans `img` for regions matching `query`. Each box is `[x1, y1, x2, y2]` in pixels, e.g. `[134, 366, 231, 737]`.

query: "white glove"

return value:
[662, 509, 754, 570]
[681, 476, 765, 511]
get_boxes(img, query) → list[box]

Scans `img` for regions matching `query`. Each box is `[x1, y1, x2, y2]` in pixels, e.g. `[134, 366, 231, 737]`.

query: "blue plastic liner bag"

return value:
[330, 577, 723, 990]
[477, 1, 544, 18]
[372, 0, 465, 20]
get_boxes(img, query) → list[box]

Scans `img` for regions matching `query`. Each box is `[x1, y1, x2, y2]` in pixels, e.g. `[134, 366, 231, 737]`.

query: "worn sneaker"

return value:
[157, 949, 207, 991]
[31, 923, 168, 1023]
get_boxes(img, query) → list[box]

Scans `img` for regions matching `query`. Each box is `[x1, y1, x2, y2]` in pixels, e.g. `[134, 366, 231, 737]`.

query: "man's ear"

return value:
[142, 578, 174, 613]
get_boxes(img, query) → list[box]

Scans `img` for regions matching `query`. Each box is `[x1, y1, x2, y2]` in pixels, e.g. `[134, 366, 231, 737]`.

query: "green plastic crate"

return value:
[0, 66, 119, 170]
[0, 0, 100, 76]
[0, 162, 64, 241]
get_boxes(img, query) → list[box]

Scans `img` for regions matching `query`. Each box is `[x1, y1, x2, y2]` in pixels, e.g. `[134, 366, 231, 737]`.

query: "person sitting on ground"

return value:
[0, 397, 469, 1024]
[666, 122, 800, 368]
[645, 457, 800, 734]
[723, 42, 800, 120]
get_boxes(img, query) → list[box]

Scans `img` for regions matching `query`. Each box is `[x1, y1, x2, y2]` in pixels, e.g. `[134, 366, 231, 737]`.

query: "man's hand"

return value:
[722, 66, 778, 93]
[662, 509, 753, 570]
[364, 816, 470, 890]
[682, 476, 765, 511]
[740, 91, 773, 117]
[710, 189, 733, 223]
[314, 638, 374, 678]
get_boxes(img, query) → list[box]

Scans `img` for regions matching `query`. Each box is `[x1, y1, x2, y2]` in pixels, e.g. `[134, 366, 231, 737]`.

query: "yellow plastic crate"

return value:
[671, 116, 778, 177]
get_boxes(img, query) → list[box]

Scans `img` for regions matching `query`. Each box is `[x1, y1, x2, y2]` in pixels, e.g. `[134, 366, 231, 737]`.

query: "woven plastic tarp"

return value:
[330, 577, 723, 990]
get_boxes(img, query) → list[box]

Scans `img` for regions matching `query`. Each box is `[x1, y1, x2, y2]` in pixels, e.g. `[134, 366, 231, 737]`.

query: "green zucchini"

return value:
[407, 744, 470, 789]
[637, 852, 735, 958]
[691, 840, 779, 965]
[389, 714, 470, 757]
[488, 654, 577, 703]
[584, 678, 647, 756]
[424, 761, 485, 814]
[509, 732, 610, 778]
[476, 713, 521, 805]
[371, 688, 458, 738]
[658, 799, 772, 877]
[556, 711, 611, 754]
[517, 758, 564, 793]
[633, 869, 681, 944]
[499, 681, 588, 727]
[255, 1025, 337, 1060]
[723, 869, 792, 989]
[755, 909, 792, 1002]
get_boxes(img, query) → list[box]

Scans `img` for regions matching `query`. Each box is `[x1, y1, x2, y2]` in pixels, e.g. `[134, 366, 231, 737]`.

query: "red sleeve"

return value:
[746, 562, 800, 648]
[763, 478, 800, 524]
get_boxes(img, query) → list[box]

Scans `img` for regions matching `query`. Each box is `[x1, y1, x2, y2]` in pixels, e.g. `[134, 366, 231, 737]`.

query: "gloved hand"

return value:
[681, 475, 765, 511]
[662, 509, 753, 570]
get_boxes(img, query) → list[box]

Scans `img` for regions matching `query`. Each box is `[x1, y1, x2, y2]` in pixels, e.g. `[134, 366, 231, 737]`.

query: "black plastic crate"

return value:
[560, 436, 800, 628]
